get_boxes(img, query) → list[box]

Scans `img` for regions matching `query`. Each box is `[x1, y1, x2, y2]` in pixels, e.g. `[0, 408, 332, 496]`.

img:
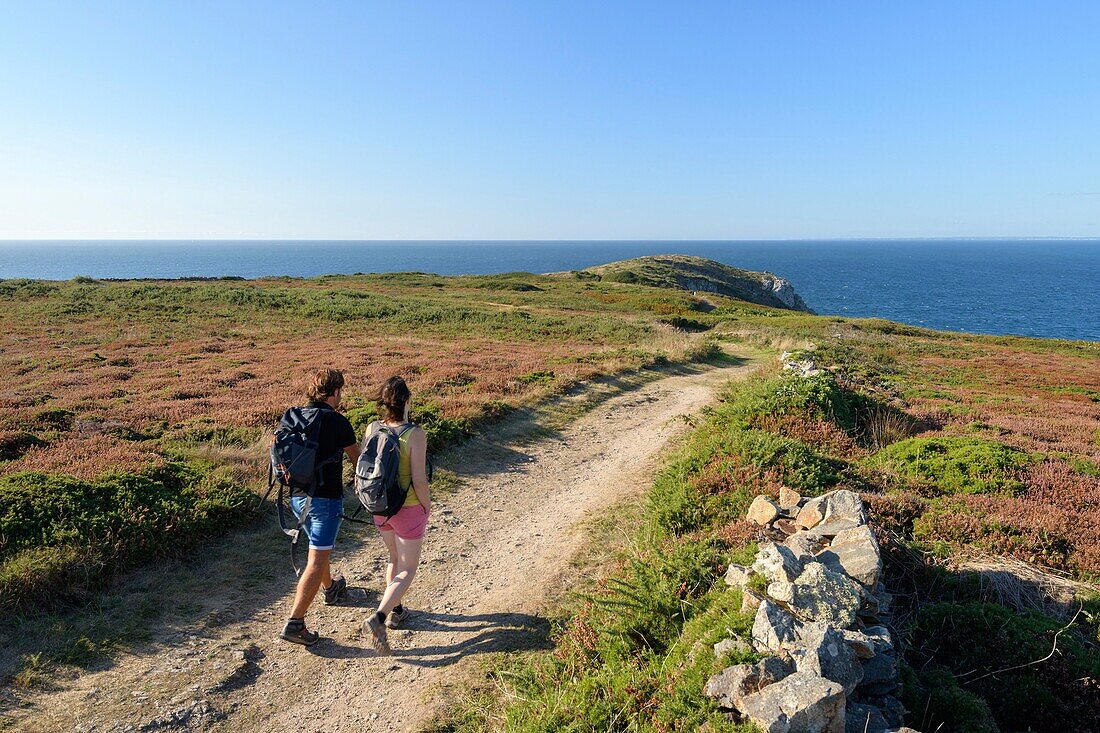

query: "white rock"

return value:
[724, 563, 752, 587]
[792, 623, 864, 695]
[738, 671, 847, 733]
[817, 525, 882, 588]
[753, 541, 803, 583]
[748, 495, 782, 525]
[752, 599, 805, 653]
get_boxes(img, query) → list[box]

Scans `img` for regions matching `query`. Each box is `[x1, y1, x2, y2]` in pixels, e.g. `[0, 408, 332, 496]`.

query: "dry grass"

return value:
[948, 551, 1095, 620]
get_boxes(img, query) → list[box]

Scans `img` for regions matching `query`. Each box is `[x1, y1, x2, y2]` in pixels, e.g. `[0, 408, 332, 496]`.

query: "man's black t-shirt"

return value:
[292, 400, 357, 499]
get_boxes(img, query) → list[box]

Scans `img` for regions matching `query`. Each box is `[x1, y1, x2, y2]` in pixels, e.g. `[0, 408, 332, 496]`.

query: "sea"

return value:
[1, 239, 1097, 342]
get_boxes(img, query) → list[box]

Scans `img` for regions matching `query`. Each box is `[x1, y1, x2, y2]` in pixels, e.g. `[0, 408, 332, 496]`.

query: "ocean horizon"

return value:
[1, 238, 1098, 343]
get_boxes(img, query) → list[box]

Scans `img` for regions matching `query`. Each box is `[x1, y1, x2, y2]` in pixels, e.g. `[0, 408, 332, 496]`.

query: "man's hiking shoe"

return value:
[280, 619, 319, 646]
[386, 606, 409, 629]
[363, 613, 391, 655]
[322, 575, 348, 606]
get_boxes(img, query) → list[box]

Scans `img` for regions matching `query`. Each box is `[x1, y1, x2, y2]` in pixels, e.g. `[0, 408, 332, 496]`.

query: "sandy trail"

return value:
[16, 354, 757, 733]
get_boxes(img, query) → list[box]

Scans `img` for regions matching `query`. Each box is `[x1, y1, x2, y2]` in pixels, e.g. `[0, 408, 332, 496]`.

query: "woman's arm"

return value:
[408, 428, 431, 510]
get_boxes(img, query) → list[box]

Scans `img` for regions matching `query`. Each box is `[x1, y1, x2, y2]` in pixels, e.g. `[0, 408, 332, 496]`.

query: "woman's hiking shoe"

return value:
[363, 613, 391, 655]
[280, 619, 319, 646]
[386, 605, 409, 629]
[322, 575, 348, 606]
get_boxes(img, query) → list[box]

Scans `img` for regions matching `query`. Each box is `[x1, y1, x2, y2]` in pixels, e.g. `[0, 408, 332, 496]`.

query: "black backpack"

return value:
[261, 406, 344, 574]
[354, 421, 418, 518]
[270, 407, 343, 494]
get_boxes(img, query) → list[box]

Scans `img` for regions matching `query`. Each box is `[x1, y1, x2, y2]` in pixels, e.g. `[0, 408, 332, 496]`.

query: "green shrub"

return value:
[660, 316, 712, 332]
[901, 664, 998, 733]
[906, 602, 1100, 731]
[471, 558, 755, 733]
[724, 371, 879, 436]
[0, 431, 45, 460]
[866, 436, 1033, 495]
[517, 370, 556, 385]
[724, 429, 844, 494]
[173, 421, 260, 447]
[31, 408, 75, 431]
[590, 538, 725, 653]
[0, 463, 252, 611]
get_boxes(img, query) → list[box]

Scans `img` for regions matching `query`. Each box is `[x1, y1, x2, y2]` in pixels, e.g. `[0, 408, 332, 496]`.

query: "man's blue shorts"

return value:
[290, 496, 343, 551]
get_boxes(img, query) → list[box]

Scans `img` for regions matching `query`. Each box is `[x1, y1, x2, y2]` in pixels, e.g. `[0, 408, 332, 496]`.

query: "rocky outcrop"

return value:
[578, 255, 814, 312]
[709, 489, 915, 733]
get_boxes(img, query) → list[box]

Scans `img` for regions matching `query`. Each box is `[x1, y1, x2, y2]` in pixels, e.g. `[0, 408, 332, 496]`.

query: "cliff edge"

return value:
[579, 254, 813, 313]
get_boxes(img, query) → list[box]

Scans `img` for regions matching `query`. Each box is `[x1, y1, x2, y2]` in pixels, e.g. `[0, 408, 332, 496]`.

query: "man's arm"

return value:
[339, 416, 360, 465]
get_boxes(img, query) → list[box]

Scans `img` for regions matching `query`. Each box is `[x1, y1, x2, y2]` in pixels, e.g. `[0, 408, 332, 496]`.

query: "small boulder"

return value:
[774, 518, 798, 535]
[845, 703, 889, 733]
[742, 588, 765, 614]
[796, 497, 827, 529]
[863, 626, 895, 653]
[767, 579, 794, 605]
[784, 531, 826, 562]
[705, 656, 793, 710]
[866, 695, 906, 728]
[714, 636, 752, 660]
[748, 496, 781, 525]
[793, 623, 864, 695]
[752, 600, 804, 653]
[873, 587, 893, 618]
[738, 671, 847, 733]
[817, 525, 882, 589]
[753, 541, 803, 583]
[724, 563, 752, 587]
[839, 629, 876, 659]
[821, 490, 866, 526]
[787, 563, 863, 629]
[858, 650, 899, 696]
[779, 486, 802, 508]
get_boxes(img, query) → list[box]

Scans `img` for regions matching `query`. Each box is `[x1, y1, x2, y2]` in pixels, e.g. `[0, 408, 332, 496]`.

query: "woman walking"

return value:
[362, 376, 431, 654]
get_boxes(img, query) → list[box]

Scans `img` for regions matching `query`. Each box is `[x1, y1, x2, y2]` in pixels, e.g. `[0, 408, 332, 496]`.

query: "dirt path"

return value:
[16, 353, 759, 733]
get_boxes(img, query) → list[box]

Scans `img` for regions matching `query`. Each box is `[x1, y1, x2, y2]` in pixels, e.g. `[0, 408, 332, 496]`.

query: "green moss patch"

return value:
[866, 436, 1033, 495]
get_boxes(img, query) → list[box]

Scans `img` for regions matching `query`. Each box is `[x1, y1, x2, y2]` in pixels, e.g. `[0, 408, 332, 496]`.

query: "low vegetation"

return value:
[434, 318, 1100, 732]
[0, 270, 737, 620]
[3, 257, 1099, 732]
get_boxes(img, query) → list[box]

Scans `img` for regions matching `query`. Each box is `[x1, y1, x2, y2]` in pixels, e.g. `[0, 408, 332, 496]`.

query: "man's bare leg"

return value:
[291, 548, 332, 620]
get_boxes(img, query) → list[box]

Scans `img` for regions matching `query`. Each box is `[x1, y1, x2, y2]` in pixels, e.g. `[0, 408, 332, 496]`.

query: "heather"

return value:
[0, 271, 731, 614]
[434, 336, 1100, 732]
[3, 264, 1100, 731]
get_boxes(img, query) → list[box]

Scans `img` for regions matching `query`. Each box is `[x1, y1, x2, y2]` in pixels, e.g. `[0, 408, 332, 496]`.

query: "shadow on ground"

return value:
[307, 611, 552, 666]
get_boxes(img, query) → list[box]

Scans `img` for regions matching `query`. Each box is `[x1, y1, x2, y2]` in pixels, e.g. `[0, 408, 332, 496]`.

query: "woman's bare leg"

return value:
[377, 535, 423, 615]
[379, 528, 398, 586]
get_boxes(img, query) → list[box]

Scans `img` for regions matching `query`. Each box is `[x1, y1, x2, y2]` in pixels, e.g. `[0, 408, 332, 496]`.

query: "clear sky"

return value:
[2, 1, 1099, 240]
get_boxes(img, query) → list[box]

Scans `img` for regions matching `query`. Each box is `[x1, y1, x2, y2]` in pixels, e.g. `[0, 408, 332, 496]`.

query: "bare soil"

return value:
[6, 352, 759, 733]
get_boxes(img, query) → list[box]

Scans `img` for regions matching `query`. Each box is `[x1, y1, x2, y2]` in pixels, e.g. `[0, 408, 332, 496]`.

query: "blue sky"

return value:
[1, 1, 1099, 239]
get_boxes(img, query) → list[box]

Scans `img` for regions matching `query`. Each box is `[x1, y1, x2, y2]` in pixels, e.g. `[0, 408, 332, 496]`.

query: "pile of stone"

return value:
[780, 350, 822, 377]
[705, 488, 918, 733]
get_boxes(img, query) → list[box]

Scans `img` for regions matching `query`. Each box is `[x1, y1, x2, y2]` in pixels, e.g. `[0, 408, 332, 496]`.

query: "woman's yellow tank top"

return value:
[388, 422, 419, 507]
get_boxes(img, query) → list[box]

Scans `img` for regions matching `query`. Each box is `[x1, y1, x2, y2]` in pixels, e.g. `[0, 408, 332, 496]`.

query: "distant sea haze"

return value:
[1, 239, 1097, 343]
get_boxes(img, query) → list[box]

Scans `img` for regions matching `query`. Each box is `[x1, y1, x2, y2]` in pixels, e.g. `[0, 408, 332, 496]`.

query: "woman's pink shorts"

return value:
[373, 504, 429, 540]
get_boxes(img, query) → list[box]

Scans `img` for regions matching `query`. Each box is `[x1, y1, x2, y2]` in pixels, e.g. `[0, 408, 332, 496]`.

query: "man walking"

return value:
[279, 368, 360, 645]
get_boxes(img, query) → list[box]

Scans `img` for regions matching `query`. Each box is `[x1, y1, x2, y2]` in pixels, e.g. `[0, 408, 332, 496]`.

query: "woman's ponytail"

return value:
[375, 376, 411, 422]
